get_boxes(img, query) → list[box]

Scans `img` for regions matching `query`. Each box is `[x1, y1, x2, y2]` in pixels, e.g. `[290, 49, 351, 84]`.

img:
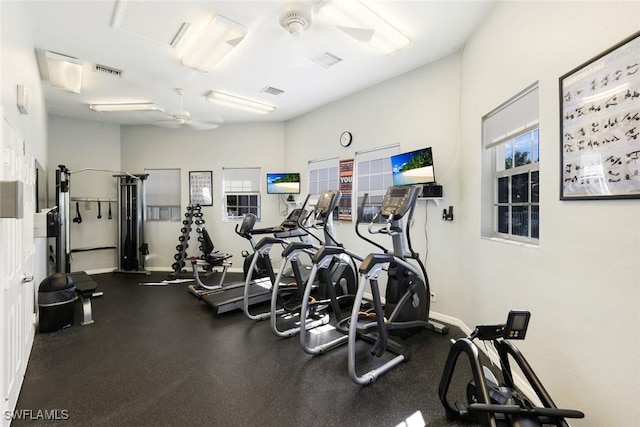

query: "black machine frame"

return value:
[438, 311, 584, 427]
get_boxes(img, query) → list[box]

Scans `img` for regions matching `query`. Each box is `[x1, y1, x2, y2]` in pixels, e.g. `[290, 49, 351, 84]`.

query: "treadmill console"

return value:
[503, 310, 531, 340]
[237, 213, 257, 236]
[282, 208, 307, 229]
[315, 190, 341, 216]
[380, 186, 419, 219]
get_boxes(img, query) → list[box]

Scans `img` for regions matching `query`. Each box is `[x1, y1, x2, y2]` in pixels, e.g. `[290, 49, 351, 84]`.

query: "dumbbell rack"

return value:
[170, 204, 207, 278]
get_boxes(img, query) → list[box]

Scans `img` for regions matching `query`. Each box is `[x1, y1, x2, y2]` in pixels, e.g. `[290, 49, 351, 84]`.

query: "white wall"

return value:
[120, 122, 287, 270]
[1, 1, 49, 420]
[284, 51, 462, 316]
[457, 2, 640, 427]
[48, 115, 121, 273]
[1, 1, 48, 283]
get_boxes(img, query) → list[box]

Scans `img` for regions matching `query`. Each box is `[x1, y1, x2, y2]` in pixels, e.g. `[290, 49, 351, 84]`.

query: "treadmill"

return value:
[199, 208, 308, 314]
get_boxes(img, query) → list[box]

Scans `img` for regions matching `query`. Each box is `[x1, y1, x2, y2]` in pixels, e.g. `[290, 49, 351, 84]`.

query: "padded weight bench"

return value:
[68, 271, 102, 325]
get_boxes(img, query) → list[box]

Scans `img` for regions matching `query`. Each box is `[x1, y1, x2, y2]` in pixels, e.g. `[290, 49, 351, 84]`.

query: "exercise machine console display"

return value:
[380, 186, 415, 218]
[438, 311, 584, 427]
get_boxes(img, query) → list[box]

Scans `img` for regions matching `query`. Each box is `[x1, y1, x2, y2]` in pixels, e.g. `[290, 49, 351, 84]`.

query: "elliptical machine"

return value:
[439, 310, 585, 427]
[269, 190, 357, 338]
[346, 185, 448, 385]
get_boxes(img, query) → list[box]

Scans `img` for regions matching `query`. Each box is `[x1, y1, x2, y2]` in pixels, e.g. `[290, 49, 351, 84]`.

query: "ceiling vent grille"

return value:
[261, 86, 285, 96]
[312, 52, 342, 69]
[94, 64, 123, 78]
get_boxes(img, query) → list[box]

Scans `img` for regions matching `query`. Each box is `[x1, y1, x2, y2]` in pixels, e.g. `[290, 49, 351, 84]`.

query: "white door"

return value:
[1, 113, 36, 425]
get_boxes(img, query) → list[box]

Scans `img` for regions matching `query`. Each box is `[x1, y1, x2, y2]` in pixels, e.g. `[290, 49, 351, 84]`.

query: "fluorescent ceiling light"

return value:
[205, 91, 276, 115]
[173, 14, 247, 73]
[317, 0, 412, 55]
[89, 103, 161, 112]
[45, 51, 84, 93]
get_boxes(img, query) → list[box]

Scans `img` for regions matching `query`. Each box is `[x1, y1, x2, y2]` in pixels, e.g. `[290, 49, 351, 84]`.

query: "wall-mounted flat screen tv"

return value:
[390, 147, 436, 186]
[266, 173, 301, 194]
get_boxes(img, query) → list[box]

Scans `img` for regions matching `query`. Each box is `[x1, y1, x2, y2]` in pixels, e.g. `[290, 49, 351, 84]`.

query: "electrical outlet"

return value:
[430, 293, 436, 302]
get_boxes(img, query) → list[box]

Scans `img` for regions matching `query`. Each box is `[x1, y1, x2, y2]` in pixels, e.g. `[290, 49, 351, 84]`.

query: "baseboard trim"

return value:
[84, 268, 117, 275]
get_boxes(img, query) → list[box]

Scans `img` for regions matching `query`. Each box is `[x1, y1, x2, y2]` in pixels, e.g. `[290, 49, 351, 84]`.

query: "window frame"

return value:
[308, 157, 340, 220]
[144, 168, 181, 222]
[355, 144, 399, 223]
[493, 128, 540, 242]
[482, 82, 540, 244]
[222, 167, 261, 222]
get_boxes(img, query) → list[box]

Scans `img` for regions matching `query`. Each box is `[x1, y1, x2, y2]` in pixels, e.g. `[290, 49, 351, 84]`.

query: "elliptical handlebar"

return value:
[295, 194, 324, 245]
[355, 193, 387, 253]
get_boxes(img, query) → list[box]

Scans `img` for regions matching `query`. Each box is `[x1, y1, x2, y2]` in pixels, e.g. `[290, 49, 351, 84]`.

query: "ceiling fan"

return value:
[155, 88, 223, 130]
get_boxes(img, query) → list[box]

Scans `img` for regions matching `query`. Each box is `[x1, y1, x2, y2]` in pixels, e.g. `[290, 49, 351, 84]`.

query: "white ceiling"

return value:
[25, 0, 493, 128]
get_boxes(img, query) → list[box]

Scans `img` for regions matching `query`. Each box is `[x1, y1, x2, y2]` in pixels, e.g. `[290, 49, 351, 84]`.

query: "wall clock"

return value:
[340, 131, 352, 147]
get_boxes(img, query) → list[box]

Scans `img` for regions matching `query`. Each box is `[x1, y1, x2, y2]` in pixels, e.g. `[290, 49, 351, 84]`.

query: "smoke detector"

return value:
[279, 3, 313, 37]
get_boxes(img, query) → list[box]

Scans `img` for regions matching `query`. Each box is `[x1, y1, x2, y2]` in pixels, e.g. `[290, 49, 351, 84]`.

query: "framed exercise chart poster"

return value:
[560, 31, 640, 200]
[189, 170, 213, 206]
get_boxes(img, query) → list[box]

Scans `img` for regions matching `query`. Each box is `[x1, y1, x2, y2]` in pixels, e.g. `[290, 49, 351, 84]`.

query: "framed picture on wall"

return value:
[189, 171, 213, 206]
[559, 30, 640, 200]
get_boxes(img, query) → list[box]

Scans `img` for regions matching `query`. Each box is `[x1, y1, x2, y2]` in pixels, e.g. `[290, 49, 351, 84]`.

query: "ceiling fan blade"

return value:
[336, 26, 374, 43]
[153, 120, 182, 129]
[186, 120, 221, 131]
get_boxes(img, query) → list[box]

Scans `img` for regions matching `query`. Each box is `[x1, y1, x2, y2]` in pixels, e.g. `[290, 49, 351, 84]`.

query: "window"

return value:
[222, 167, 261, 221]
[355, 145, 399, 222]
[145, 168, 181, 221]
[308, 157, 339, 196]
[308, 157, 339, 219]
[482, 83, 539, 242]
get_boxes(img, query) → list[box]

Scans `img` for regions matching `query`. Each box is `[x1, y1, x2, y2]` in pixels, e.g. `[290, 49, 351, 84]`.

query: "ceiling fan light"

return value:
[89, 102, 161, 112]
[317, 0, 412, 55]
[206, 91, 276, 115]
[173, 14, 247, 73]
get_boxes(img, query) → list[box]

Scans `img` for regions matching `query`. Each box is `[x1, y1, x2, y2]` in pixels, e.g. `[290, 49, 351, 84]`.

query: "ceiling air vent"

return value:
[261, 86, 285, 96]
[94, 64, 123, 78]
[312, 52, 342, 69]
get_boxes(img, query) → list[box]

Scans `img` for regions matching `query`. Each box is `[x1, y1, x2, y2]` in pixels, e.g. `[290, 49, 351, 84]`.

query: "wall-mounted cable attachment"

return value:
[442, 206, 454, 221]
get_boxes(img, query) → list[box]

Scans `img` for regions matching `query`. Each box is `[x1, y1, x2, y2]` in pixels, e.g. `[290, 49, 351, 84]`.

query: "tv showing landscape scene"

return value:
[391, 147, 436, 186]
[266, 173, 301, 194]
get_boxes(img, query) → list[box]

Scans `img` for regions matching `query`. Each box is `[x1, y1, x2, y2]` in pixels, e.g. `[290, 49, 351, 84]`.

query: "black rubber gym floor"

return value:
[15, 272, 478, 427]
